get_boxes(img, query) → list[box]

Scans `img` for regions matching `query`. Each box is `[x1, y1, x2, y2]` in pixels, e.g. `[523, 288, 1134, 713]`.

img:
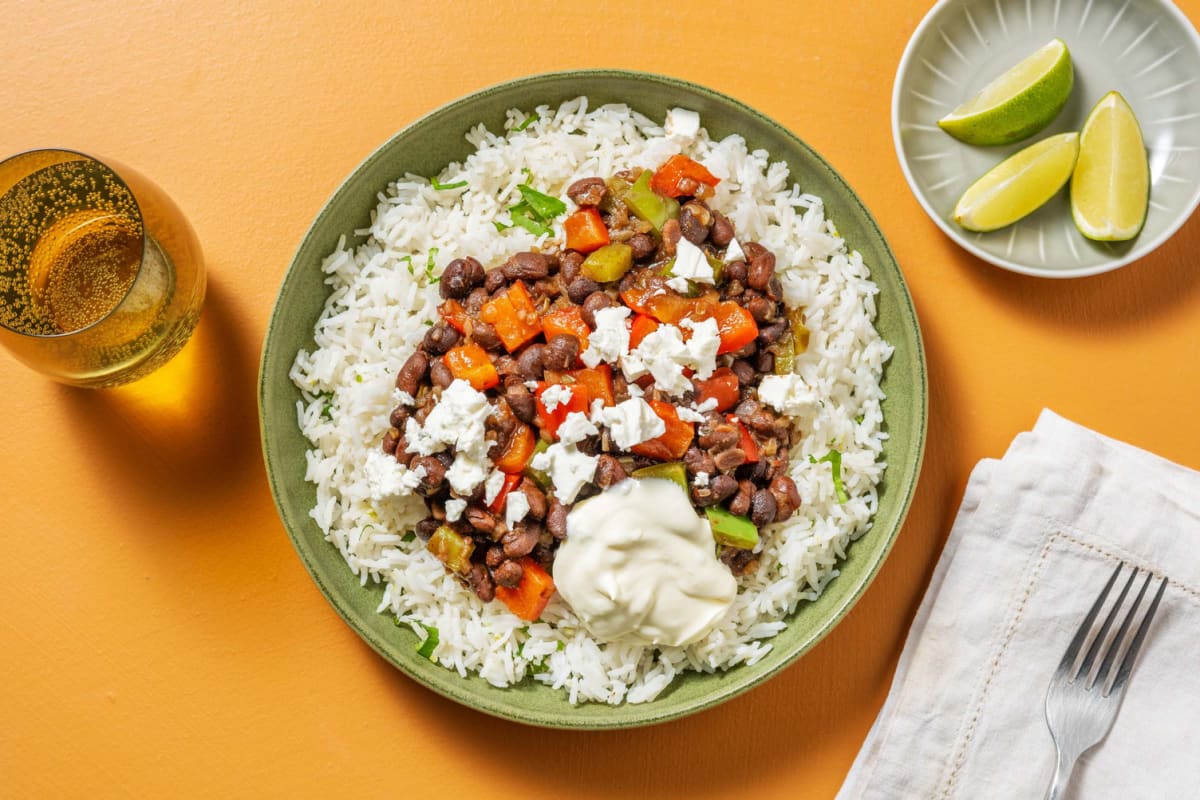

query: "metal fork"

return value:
[1043, 562, 1168, 800]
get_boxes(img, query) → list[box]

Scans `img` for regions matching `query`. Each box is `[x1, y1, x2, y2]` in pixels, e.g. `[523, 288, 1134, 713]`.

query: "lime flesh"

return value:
[939, 38, 1074, 146]
[953, 133, 1080, 232]
[1071, 91, 1150, 241]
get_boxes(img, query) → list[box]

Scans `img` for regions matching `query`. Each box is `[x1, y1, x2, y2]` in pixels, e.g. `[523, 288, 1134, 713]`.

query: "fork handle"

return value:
[1044, 748, 1078, 800]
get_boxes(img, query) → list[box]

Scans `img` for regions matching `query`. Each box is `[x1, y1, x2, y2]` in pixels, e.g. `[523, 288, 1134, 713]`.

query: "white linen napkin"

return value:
[838, 410, 1200, 799]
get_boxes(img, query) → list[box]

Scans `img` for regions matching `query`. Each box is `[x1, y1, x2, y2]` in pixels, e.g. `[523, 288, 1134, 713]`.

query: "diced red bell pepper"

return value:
[727, 415, 760, 463]
[650, 155, 720, 198]
[693, 367, 740, 412]
[439, 299, 470, 334]
[487, 472, 523, 514]
[494, 557, 556, 621]
[534, 382, 591, 440]
[713, 301, 759, 355]
[494, 423, 536, 474]
[542, 304, 590, 354]
[546, 364, 615, 408]
[631, 399, 695, 461]
[479, 280, 543, 352]
[628, 313, 659, 350]
[443, 343, 499, 391]
[562, 207, 610, 254]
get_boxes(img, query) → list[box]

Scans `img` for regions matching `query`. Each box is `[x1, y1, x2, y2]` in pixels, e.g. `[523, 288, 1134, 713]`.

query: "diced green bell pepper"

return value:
[774, 333, 795, 375]
[581, 242, 634, 283]
[706, 507, 759, 549]
[788, 307, 810, 353]
[523, 438, 552, 490]
[631, 461, 688, 492]
[622, 170, 679, 233]
[427, 525, 474, 574]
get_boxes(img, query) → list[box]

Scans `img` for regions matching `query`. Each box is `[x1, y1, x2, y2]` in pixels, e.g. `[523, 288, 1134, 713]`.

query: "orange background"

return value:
[3, 1, 1199, 797]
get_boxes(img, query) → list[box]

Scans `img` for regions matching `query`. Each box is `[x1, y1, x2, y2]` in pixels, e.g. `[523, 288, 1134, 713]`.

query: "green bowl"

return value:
[259, 70, 927, 729]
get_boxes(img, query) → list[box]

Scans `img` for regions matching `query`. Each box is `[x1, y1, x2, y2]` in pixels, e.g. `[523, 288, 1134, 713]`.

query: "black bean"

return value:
[467, 564, 496, 603]
[531, 278, 561, 301]
[713, 447, 747, 472]
[466, 506, 498, 535]
[395, 350, 429, 395]
[753, 349, 774, 374]
[413, 456, 446, 495]
[757, 320, 787, 346]
[545, 499, 568, 541]
[679, 201, 713, 245]
[766, 275, 784, 303]
[515, 343, 545, 381]
[439, 256, 485, 299]
[740, 241, 768, 262]
[710, 474, 739, 503]
[542, 334, 580, 371]
[519, 479, 547, 520]
[504, 385, 536, 423]
[595, 455, 628, 489]
[683, 446, 716, 476]
[388, 405, 409, 429]
[485, 267, 507, 293]
[464, 286, 490, 314]
[720, 546, 759, 576]
[745, 294, 777, 323]
[486, 545, 506, 568]
[747, 251, 776, 291]
[493, 559, 524, 588]
[728, 480, 754, 516]
[750, 489, 778, 527]
[566, 177, 607, 206]
[392, 438, 414, 467]
[658, 218, 682, 258]
[628, 233, 655, 260]
[770, 476, 802, 522]
[422, 322, 460, 355]
[699, 421, 740, 452]
[501, 252, 550, 281]
[559, 250, 585, 285]
[429, 358, 454, 388]
[494, 354, 519, 378]
[382, 428, 400, 455]
[567, 277, 602, 304]
[730, 359, 756, 386]
[502, 521, 541, 558]
[581, 291, 616, 328]
[415, 518, 439, 541]
[725, 260, 748, 285]
[471, 321, 504, 352]
[710, 211, 735, 247]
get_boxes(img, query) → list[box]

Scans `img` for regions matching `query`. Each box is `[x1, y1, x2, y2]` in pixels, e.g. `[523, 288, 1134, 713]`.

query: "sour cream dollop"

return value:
[554, 478, 737, 647]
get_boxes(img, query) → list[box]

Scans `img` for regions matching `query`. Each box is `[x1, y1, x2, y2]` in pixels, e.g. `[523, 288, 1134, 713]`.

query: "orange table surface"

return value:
[4, 2, 1199, 797]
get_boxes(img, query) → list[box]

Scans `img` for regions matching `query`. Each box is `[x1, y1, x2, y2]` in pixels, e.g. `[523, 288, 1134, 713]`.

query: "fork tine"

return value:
[1078, 566, 1139, 682]
[1057, 562, 1123, 675]
[1091, 570, 1151, 690]
[1106, 575, 1169, 697]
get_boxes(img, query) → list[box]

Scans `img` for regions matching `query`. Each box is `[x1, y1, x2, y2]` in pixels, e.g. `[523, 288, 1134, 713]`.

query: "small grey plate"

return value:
[893, 0, 1200, 277]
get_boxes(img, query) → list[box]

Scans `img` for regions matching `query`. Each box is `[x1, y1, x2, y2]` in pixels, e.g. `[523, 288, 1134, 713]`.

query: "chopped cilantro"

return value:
[430, 177, 467, 191]
[810, 450, 848, 504]
[355, 374, 363, 383]
[415, 624, 439, 660]
[319, 397, 333, 419]
[517, 184, 567, 220]
[400, 254, 414, 275]
[425, 247, 440, 284]
[494, 177, 565, 237]
[401, 531, 416, 543]
[513, 114, 538, 132]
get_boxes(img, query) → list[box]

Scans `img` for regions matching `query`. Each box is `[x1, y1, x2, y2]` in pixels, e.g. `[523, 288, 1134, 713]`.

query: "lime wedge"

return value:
[939, 38, 1074, 146]
[1071, 91, 1150, 241]
[953, 132, 1080, 232]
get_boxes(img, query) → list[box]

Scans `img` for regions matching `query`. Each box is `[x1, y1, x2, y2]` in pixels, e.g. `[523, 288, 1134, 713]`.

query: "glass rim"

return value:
[0, 147, 148, 340]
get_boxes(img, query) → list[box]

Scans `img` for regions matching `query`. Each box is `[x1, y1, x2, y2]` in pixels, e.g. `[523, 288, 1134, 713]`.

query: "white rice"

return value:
[290, 98, 892, 705]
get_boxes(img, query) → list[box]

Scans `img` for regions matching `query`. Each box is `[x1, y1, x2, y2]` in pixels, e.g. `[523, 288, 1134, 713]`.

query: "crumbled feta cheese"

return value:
[402, 379, 493, 494]
[363, 450, 425, 500]
[757, 373, 817, 416]
[392, 388, 416, 408]
[504, 490, 530, 528]
[626, 382, 644, 397]
[557, 411, 599, 445]
[524, 380, 540, 391]
[621, 325, 691, 396]
[540, 384, 574, 413]
[530, 442, 598, 503]
[665, 107, 701, 141]
[600, 398, 666, 449]
[668, 238, 716, 293]
[444, 498, 467, 522]
[588, 398, 607, 425]
[693, 472, 710, 487]
[580, 306, 631, 368]
[724, 237, 746, 264]
[675, 406, 707, 423]
[679, 317, 720, 379]
[483, 469, 507, 507]
[692, 397, 719, 414]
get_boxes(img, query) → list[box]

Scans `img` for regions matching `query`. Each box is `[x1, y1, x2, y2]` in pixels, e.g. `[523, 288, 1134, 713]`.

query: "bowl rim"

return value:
[891, 0, 1200, 279]
[259, 68, 928, 728]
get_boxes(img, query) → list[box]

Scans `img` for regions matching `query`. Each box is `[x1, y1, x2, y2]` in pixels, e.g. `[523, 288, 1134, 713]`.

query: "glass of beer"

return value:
[0, 150, 205, 387]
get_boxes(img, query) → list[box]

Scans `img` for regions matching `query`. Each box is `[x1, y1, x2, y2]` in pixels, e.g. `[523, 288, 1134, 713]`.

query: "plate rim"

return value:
[259, 68, 929, 728]
[892, 0, 1200, 278]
